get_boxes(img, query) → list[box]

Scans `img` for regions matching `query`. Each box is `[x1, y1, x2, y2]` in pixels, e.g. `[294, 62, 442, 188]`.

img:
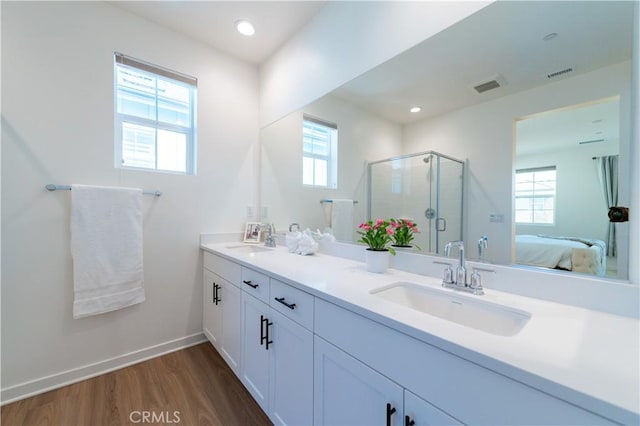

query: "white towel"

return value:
[70, 184, 145, 319]
[330, 199, 354, 241]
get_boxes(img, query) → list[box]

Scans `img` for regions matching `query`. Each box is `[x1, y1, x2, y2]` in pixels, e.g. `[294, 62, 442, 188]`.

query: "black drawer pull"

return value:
[386, 403, 396, 426]
[274, 297, 296, 310]
[405, 415, 415, 426]
[243, 280, 259, 289]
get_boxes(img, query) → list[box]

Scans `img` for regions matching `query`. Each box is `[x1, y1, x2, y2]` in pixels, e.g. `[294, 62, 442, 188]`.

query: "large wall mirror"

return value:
[260, 1, 634, 282]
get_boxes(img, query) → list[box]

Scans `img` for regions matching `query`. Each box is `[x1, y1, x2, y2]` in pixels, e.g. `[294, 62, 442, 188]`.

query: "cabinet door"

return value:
[269, 309, 313, 426]
[314, 336, 403, 426]
[202, 269, 221, 347]
[241, 292, 270, 412]
[404, 390, 461, 426]
[219, 278, 242, 375]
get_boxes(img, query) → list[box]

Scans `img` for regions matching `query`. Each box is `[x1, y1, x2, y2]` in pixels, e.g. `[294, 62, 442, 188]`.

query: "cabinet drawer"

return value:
[204, 252, 241, 285]
[241, 267, 270, 303]
[270, 279, 314, 331]
[315, 299, 613, 426]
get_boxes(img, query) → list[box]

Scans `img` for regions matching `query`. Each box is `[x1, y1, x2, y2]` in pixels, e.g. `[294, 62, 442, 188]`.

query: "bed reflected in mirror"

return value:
[514, 97, 625, 279]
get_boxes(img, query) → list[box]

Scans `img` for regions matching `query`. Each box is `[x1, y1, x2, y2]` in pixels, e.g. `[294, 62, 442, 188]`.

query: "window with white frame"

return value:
[515, 166, 556, 224]
[302, 116, 337, 188]
[114, 53, 197, 174]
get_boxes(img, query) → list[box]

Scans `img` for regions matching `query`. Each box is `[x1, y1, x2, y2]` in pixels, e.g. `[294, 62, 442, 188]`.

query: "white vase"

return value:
[365, 249, 390, 273]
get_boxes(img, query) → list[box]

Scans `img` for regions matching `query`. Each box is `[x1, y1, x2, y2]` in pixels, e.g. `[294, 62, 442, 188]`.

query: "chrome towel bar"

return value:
[45, 184, 162, 197]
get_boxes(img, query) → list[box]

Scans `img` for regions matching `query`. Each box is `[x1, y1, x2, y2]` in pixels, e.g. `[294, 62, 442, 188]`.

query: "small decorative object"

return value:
[243, 222, 262, 243]
[357, 219, 396, 273]
[390, 218, 421, 250]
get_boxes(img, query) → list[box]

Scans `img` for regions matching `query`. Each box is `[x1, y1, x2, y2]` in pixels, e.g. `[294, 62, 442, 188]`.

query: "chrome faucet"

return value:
[444, 240, 466, 285]
[442, 240, 484, 295]
[262, 223, 277, 248]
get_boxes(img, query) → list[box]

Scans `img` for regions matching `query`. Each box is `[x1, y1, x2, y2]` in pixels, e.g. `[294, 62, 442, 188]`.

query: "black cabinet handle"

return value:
[274, 297, 296, 310]
[243, 280, 259, 289]
[213, 283, 221, 305]
[260, 315, 273, 350]
[405, 415, 415, 426]
[386, 403, 396, 426]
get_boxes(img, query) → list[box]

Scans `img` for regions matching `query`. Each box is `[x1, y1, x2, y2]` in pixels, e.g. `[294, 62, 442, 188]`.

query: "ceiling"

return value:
[516, 98, 620, 157]
[110, 1, 326, 64]
[331, 1, 633, 126]
[111, 0, 631, 156]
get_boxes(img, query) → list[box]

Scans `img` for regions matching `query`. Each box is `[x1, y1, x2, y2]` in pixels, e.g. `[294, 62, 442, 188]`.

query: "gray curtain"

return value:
[596, 155, 618, 256]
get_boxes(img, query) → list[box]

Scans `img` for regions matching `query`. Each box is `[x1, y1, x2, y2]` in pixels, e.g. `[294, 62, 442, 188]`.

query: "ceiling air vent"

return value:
[474, 80, 500, 93]
[472, 74, 507, 94]
[547, 67, 573, 79]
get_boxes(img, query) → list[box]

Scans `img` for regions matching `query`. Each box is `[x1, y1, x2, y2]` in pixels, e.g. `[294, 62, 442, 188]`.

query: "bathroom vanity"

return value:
[200, 242, 638, 425]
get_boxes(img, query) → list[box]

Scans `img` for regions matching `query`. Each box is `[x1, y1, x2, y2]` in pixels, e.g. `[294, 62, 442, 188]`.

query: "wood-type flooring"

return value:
[1, 343, 272, 426]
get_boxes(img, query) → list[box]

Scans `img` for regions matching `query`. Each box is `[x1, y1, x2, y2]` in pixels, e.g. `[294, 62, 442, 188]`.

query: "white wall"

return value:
[1, 1, 258, 401]
[259, 1, 492, 127]
[403, 62, 631, 266]
[261, 94, 402, 238]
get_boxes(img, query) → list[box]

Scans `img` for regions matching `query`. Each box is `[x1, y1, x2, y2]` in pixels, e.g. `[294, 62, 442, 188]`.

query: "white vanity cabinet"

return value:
[314, 298, 614, 426]
[202, 254, 242, 375]
[202, 246, 628, 425]
[314, 336, 404, 426]
[240, 268, 314, 426]
[240, 291, 271, 410]
[314, 337, 459, 426]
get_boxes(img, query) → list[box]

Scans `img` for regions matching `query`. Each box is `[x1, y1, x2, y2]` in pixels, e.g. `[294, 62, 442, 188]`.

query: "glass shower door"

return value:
[433, 156, 464, 254]
[368, 151, 463, 255]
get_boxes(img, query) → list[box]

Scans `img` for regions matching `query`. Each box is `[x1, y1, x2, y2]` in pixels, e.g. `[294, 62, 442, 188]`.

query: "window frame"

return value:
[302, 115, 338, 188]
[114, 53, 197, 175]
[514, 166, 557, 225]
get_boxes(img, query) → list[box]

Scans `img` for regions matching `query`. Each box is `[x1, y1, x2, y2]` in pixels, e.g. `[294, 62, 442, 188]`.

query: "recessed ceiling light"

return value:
[409, 107, 422, 113]
[236, 20, 255, 36]
[543, 32, 558, 41]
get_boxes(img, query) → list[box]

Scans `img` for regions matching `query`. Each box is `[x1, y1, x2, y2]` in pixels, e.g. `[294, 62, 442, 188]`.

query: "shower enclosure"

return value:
[367, 151, 464, 254]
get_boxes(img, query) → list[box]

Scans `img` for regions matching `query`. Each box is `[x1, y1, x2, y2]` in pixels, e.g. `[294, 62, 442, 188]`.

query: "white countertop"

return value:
[202, 242, 639, 424]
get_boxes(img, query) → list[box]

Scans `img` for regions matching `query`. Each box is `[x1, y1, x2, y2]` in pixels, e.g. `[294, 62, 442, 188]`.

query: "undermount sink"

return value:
[370, 282, 530, 336]
[225, 245, 273, 254]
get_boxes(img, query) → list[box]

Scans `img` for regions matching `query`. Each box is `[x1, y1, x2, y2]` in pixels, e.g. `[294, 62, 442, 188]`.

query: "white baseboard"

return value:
[1, 332, 207, 405]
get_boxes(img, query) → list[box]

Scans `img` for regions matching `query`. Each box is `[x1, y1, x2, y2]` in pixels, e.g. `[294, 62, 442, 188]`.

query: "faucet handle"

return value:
[469, 269, 484, 294]
[443, 265, 454, 284]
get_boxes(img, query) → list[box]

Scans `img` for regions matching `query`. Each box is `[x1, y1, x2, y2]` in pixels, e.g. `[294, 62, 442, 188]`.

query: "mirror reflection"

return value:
[514, 97, 623, 279]
[260, 1, 633, 281]
[368, 151, 464, 255]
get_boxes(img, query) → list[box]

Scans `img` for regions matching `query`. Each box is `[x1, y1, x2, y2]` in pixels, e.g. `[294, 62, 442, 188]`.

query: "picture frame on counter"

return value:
[244, 222, 262, 243]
